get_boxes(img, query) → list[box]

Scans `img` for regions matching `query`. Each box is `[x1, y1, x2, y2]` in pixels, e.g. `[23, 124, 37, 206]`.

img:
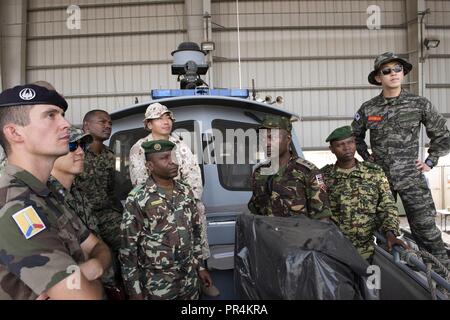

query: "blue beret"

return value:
[0, 84, 68, 111]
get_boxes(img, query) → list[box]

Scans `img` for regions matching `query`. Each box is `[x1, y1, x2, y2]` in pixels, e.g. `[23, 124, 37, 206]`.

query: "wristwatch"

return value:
[425, 158, 434, 169]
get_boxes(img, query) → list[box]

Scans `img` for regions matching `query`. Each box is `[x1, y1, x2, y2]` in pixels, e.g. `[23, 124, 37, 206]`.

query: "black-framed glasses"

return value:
[380, 64, 403, 75]
[69, 141, 88, 152]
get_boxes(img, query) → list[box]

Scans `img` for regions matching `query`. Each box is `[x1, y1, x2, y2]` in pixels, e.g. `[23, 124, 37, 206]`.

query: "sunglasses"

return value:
[380, 64, 403, 75]
[69, 140, 88, 152]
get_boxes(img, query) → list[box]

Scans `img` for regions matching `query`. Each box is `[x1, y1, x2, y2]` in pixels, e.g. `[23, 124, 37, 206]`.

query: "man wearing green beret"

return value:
[248, 115, 332, 219]
[321, 126, 408, 261]
[119, 139, 212, 300]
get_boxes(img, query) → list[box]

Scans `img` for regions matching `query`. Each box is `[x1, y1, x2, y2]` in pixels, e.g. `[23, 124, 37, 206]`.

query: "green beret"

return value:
[259, 115, 292, 132]
[141, 139, 175, 154]
[326, 125, 354, 143]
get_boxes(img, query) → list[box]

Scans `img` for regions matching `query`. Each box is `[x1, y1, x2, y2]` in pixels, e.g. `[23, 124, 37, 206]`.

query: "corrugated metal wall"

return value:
[425, 0, 450, 115]
[26, 0, 186, 123]
[24, 0, 449, 152]
[211, 0, 409, 149]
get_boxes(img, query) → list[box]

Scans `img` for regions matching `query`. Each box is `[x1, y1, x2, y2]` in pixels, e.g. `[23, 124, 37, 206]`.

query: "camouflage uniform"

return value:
[0, 165, 90, 299]
[321, 161, 400, 260]
[352, 53, 450, 265]
[119, 177, 203, 300]
[74, 146, 123, 252]
[248, 155, 332, 219]
[129, 102, 209, 259]
[47, 175, 117, 286]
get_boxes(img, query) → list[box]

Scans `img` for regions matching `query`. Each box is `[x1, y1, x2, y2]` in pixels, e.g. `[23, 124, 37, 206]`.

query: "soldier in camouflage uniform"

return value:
[48, 125, 122, 297]
[352, 52, 450, 267]
[321, 126, 408, 261]
[128, 103, 218, 296]
[0, 84, 110, 299]
[74, 110, 123, 252]
[248, 115, 332, 219]
[120, 140, 212, 300]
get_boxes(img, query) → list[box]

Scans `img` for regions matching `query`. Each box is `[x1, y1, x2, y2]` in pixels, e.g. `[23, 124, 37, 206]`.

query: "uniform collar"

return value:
[48, 175, 68, 198]
[145, 176, 182, 199]
[329, 160, 363, 178]
[5, 164, 51, 197]
[377, 88, 410, 106]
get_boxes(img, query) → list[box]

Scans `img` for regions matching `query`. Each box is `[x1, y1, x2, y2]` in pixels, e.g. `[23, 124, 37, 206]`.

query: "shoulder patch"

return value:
[315, 173, 327, 192]
[129, 183, 145, 197]
[12, 206, 46, 239]
[354, 112, 361, 121]
[295, 158, 317, 171]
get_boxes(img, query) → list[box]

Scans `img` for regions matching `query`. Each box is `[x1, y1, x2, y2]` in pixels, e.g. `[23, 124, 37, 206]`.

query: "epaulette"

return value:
[295, 158, 318, 171]
[362, 161, 382, 171]
[253, 159, 271, 172]
[128, 183, 145, 197]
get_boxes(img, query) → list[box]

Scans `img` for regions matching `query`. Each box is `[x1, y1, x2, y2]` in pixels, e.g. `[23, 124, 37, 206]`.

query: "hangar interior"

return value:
[1, 0, 450, 208]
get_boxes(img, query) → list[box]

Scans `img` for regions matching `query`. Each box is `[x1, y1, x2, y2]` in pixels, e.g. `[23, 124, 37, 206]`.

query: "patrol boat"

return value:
[109, 42, 450, 300]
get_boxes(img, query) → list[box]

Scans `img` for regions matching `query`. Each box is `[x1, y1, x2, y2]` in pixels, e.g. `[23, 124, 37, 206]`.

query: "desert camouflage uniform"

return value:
[248, 155, 332, 219]
[321, 161, 400, 260]
[0, 165, 90, 299]
[74, 146, 122, 252]
[129, 133, 210, 258]
[119, 177, 203, 300]
[352, 89, 450, 265]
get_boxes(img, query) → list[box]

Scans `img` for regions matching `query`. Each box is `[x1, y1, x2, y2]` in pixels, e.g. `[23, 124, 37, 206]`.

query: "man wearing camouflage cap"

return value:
[352, 52, 450, 267]
[0, 84, 104, 299]
[248, 115, 332, 219]
[128, 102, 218, 296]
[321, 126, 408, 261]
[48, 126, 122, 297]
[120, 139, 212, 300]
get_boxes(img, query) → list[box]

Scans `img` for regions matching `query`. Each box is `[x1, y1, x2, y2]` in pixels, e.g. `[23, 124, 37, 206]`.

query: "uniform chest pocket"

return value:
[356, 182, 379, 216]
[395, 112, 421, 130]
[367, 118, 386, 130]
[142, 217, 176, 270]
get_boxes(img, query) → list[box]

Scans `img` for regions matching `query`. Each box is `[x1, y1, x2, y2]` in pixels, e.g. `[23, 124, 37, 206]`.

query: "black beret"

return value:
[0, 84, 68, 111]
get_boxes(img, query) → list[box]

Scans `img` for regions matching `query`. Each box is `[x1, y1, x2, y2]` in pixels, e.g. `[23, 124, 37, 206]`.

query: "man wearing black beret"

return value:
[0, 84, 108, 299]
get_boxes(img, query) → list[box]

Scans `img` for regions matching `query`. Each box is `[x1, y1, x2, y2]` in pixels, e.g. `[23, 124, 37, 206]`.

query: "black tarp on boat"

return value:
[235, 213, 374, 300]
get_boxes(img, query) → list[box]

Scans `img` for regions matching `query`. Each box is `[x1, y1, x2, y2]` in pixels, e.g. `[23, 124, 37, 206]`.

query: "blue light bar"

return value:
[151, 88, 249, 100]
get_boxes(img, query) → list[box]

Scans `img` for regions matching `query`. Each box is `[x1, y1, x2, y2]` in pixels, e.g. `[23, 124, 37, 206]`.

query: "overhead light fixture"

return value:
[201, 41, 215, 52]
[424, 38, 440, 50]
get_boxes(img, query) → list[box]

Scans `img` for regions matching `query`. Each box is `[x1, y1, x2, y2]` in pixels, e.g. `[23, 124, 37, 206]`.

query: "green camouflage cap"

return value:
[68, 126, 92, 144]
[141, 139, 175, 154]
[259, 115, 292, 132]
[326, 125, 354, 143]
[368, 52, 412, 86]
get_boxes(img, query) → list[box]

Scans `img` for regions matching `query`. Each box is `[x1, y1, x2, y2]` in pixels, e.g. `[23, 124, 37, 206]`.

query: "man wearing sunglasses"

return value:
[48, 126, 123, 299]
[352, 52, 450, 269]
[0, 84, 104, 299]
